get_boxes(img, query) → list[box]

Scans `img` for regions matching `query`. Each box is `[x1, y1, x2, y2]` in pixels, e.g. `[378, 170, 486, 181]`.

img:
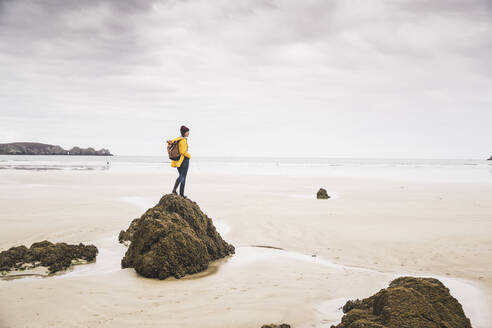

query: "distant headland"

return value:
[0, 142, 113, 156]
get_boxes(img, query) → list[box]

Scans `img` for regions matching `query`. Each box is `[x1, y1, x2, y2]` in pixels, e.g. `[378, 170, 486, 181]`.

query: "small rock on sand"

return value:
[317, 188, 330, 199]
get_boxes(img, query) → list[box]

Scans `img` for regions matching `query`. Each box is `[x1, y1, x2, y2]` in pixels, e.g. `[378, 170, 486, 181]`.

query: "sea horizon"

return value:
[1, 154, 491, 184]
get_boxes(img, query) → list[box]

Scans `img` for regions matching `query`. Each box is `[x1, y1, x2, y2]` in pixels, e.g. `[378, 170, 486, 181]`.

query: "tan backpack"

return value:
[167, 140, 181, 161]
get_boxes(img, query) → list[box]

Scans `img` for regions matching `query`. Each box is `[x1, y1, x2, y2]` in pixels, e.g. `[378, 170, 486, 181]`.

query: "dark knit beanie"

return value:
[180, 125, 189, 137]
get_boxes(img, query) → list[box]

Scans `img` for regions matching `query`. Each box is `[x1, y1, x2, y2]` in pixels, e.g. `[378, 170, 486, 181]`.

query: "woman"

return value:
[171, 125, 191, 198]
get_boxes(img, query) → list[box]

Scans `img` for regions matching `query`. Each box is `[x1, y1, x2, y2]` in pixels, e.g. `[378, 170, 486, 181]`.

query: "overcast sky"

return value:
[0, 0, 491, 158]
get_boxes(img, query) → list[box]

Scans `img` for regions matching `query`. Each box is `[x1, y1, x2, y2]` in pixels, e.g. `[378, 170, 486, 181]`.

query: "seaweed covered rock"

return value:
[120, 194, 235, 279]
[0, 241, 98, 274]
[261, 324, 291, 328]
[331, 277, 472, 328]
[317, 188, 330, 199]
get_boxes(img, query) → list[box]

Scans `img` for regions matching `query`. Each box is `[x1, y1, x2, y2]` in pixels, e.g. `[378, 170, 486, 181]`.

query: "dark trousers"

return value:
[173, 157, 189, 196]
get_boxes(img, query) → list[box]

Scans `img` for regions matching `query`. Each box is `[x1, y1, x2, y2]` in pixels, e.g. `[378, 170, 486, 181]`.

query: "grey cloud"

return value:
[394, 0, 492, 14]
[0, 0, 491, 157]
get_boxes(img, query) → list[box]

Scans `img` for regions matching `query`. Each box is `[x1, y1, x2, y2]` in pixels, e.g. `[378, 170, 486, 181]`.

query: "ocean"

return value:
[0, 155, 491, 184]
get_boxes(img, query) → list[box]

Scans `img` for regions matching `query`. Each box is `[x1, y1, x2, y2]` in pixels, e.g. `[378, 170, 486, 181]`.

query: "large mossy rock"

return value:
[332, 277, 472, 328]
[0, 241, 98, 274]
[120, 194, 235, 279]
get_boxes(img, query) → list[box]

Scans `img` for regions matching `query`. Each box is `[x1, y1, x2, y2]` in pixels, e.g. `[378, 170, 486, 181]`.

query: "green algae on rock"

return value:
[120, 194, 235, 279]
[0, 241, 98, 274]
[331, 276, 472, 328]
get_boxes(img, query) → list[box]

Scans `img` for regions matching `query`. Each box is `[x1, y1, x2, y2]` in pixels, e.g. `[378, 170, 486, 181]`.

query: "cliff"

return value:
[68, 146, 112, 156]
[0, 142, 112, 156]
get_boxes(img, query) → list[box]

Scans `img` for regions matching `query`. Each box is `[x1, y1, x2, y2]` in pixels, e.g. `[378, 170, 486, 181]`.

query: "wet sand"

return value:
[0, 170, 491, 327]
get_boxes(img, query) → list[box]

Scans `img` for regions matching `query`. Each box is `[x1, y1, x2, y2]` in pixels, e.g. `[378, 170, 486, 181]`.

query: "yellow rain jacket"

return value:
[170, 137, 191, 168]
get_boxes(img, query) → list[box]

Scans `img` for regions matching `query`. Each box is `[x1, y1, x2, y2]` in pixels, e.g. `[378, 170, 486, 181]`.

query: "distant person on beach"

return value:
[170, 125, 191, 198]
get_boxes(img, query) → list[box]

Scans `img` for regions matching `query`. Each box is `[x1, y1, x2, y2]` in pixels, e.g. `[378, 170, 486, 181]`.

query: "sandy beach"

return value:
[0, 168, 491, 328]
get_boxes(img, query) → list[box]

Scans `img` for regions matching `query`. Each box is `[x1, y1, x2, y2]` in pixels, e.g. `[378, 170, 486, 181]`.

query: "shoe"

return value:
[172, 190, 177, 195]
[180, 195, 187, 199]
